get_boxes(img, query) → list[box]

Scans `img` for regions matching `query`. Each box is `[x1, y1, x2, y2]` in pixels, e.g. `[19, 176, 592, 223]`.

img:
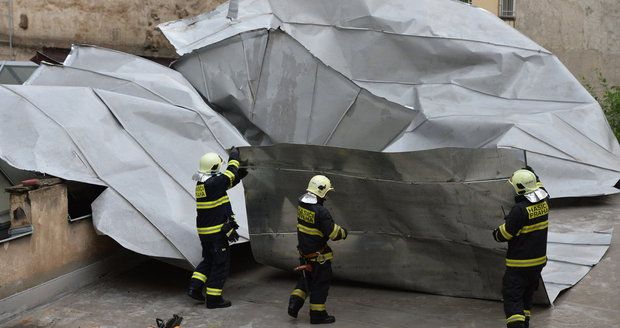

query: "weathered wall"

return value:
[473, 0, 498, 16]
[0, 184, 119, 299]
[0, 0, 226, 60]
[515, 0, 620, 88]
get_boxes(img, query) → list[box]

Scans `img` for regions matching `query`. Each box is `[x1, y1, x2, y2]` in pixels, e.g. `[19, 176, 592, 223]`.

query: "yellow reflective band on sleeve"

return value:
[191, 272, 207, 283]
[499, 223, 513, 240]
[291, 289, 306, 299]
[524, 310, 531, 317]
[526, 201, 549, 219]
[223, 170, 235, 187]
[206, 287, 222, 296]
[518, 220, 548, 235]
[195, 184, 206, 198]
[297, 224, 324, 237]
[197, 224, 224, 235]
[310, 303, 326, 311]
[197, 195, 230, 209]
[228, 160, 240, 168]
[506, 256, 547, 268]
[536, 181, 544, 189]
[329, 224, 341, 240]
[506, 314, 526, 323]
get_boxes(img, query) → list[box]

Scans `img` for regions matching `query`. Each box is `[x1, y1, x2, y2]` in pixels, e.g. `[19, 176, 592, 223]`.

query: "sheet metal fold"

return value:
[0, 45, 250, 266]
[242, 144, 612, 303]
[159, 0, 620, 198]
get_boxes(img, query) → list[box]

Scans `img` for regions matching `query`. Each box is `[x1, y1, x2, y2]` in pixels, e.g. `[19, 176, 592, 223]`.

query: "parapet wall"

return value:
[0, 183, 119, 300]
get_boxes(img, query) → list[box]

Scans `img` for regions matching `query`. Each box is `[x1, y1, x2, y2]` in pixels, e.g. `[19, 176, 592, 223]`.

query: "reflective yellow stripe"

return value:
[228, 160, 240, 168]
[499, 223, 513, 240]
[506, 256, 547, 267]
[297, 224, 324, 237]
[506, 314, 526, 323]
[197, 224, 224, 235]
[197, 195, 230, 209]
[308, 252, 333, 262]
[191, 272, 207, 283]
[291, 289, 306, 299]
[524, 310, 531, 317]
[223, 170, 235, 187]
[518, 220, 548, 235]
[329, 224, 341, 240]
[206, 287, 222, 296]
[310, 303, 326, 311]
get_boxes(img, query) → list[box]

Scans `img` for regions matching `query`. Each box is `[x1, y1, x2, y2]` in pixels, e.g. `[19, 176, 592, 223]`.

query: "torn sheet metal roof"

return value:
[242, 144, 613, 303]
[159, 0, 620, 198]
[0, 46, 249, 266]
[0, 61, 38, 85]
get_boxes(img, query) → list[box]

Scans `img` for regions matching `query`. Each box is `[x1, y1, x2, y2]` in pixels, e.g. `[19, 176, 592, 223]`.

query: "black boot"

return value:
[288, 296, 305, 318]
[310, 310, 335, 324]
[206, 295, 232, 309]
[187, 286, 205, 302]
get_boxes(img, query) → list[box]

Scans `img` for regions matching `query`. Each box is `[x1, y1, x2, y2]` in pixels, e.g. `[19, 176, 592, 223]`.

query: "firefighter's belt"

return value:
[301, 252, 333, 263]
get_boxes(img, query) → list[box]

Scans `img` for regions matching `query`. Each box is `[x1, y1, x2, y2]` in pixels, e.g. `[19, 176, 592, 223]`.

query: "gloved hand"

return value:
[492, 228, 501, 242]
[228, 146, 240, 161]
[237, 168, 248, 180]
[222, 219, 240, 243]
[341, 227, 348, 240]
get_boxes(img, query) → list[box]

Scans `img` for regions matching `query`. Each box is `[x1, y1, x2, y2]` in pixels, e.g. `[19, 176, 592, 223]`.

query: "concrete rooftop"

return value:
[1, 194, 619, 328]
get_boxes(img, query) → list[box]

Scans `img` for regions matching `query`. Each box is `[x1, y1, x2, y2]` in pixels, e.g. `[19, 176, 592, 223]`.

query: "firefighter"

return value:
[287, 175, 348, 324]
[187, 147, 248, 309]
[493, 168, 549, 328]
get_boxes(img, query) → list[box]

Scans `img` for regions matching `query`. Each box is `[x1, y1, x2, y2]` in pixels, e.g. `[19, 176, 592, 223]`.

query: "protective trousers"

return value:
[189, 236, 230, 301]
[502, 269, 541, 328]
[289, 260, 333, 319]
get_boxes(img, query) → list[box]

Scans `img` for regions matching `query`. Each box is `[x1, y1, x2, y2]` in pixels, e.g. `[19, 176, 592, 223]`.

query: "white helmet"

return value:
[509, 169, 539, 195]
[307, 175, 334, 198]
[199, 152, 222, 173]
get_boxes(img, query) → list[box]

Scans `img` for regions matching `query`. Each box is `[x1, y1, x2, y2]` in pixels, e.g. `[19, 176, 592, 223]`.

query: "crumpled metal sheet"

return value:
[0, 46, 250, 266]
[241, 144, 613, 303]
[159, 0, 620, 198]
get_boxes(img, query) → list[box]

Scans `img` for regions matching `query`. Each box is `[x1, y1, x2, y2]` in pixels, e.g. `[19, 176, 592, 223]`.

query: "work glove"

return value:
[237, 168, 248, 180]
[222, 219, 240, 243]
[228, 146, 240, 161]
[492, 228, 501, 242]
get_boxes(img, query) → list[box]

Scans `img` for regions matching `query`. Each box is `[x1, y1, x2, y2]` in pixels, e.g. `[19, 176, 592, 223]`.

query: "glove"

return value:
[492, 228, 501, 242]
[237, 168, 248, 180]
[226, 228, 239, 243]
[222, 219, 240, 243]
[228, 146, 240, 161]
[341, 227, 348, 240]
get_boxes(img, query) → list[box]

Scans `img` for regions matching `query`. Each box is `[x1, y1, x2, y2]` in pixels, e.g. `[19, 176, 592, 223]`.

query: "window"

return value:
[499, 0, 516, 19]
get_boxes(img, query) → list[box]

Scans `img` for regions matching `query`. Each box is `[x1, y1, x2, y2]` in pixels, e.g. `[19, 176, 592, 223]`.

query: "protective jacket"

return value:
[195, 153, 241, 239]
[296, 193, 347, 256]
[494, 194, 549, 270]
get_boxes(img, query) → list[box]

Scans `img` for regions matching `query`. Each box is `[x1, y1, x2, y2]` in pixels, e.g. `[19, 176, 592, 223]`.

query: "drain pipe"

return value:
[227, 0, 239, 20]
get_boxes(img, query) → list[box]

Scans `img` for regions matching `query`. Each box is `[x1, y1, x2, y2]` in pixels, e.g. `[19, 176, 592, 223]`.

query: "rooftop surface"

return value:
[1, 194, 619, 328]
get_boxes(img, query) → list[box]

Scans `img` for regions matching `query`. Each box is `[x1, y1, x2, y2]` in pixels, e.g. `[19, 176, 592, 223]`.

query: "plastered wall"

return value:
[516, 0, 620, 88]
[0, 0, 226, 59]
[0, 184, 119, 299]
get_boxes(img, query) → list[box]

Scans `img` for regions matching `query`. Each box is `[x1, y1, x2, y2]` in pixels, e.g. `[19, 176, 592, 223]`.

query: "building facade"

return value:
[1, 0, 618, 87]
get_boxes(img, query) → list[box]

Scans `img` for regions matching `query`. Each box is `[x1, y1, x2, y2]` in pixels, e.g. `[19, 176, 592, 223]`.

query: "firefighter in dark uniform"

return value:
[187, 147, 247, 309]
[287, 175, 348, 324]
[493, 168, 549, 328]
